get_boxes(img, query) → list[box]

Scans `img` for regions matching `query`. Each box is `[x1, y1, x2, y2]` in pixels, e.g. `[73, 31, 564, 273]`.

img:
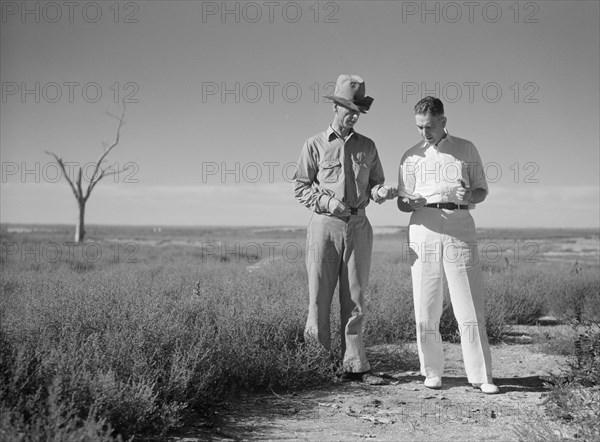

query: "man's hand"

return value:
[456, 179, 472, 203]
[377, 185, 398, 200]
[456, 180, 487, 204]
[456, 188, 472, 202]
[328, 198, 350, 216]
[404, 194, 427, 211]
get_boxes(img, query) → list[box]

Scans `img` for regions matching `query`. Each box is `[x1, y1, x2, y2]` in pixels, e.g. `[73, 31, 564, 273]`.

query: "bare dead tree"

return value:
[45, 107, 130, 243]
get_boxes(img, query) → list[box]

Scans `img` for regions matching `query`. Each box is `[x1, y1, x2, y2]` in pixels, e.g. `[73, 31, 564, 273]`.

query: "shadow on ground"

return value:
[413, 375, 552, 394]
[163, 385, 365, 442]
[160, 342, 559, 441]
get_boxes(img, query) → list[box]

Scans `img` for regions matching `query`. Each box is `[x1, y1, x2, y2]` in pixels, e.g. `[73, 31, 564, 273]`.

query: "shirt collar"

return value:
[420, 129, 454, 148]
[327, 125, 355, 142]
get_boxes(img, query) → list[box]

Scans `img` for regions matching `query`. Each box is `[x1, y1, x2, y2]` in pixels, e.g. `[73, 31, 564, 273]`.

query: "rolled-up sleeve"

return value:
[468, 143, 488, 194]
[369, 147, 386, 203]
[293, 140, 333, 213]
[398, 153, 417, 199]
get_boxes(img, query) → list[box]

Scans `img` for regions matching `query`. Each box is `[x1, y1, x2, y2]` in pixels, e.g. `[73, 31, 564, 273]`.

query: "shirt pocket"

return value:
[319, 160, 342, 183]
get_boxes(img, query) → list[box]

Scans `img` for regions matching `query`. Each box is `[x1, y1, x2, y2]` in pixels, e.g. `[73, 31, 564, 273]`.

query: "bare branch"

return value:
[45, 150, 80, 200]
[106, 109, 125, 122]
[103, 163, 132, 178]
[87, 171, 105, 198]
[85, 108, 126, 200]
[87, 163, 132, 198]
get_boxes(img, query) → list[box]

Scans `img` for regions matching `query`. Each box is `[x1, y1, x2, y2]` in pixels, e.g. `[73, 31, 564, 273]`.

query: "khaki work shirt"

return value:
[294, 126, 386, 214]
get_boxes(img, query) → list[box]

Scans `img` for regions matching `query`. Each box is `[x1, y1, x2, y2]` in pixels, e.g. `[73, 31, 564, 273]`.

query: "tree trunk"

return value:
[75, 199, 86, 243]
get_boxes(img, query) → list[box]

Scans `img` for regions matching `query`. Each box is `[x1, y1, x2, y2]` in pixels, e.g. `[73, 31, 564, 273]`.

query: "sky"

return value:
[1, 0, 599, 229]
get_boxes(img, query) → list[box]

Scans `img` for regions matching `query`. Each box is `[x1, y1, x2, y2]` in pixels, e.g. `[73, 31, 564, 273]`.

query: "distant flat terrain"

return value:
[3, 224, 598, 267]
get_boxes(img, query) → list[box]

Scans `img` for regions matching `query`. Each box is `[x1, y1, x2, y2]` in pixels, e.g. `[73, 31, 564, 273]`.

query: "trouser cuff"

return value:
[343, 361, 371, 373]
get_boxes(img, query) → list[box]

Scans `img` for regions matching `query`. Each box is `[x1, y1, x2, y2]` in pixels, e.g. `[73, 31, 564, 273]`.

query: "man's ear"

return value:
[441, 116, 447, 128]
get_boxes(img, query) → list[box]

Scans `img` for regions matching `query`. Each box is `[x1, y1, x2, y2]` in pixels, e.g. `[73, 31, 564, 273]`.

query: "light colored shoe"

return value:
[424, 376, 442, 389]
[472, 383, 499, 394]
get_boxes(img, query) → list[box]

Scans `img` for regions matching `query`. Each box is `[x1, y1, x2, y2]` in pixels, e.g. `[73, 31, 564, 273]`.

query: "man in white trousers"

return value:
[397, 96, 499, 394]
[293, 74, 397, 382]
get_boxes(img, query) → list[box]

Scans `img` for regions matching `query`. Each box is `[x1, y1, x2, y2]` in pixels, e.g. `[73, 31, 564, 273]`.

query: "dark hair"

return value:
[414, 96, 444, 116]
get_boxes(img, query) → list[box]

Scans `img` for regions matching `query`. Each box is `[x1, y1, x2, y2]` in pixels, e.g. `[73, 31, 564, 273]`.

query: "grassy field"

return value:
[1, 224, 598, 440]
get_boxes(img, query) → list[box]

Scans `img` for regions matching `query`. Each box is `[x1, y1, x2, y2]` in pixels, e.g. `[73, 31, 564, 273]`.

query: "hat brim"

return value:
[324, 95, 371, 114]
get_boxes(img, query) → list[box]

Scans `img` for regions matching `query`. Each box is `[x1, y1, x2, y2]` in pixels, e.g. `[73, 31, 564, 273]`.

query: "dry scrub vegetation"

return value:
[1, 227, 598, 440]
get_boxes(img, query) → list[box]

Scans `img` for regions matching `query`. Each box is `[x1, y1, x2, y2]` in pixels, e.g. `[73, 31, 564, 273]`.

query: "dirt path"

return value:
[170, 342, 567, 441]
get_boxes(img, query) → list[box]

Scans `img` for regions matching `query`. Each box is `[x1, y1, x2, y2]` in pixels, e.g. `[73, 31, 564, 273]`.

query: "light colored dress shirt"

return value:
[398, 131, 488, 209]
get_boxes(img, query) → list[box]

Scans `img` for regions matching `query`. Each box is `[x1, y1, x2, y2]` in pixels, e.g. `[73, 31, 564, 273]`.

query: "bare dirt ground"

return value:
[168, 335, 569, 442]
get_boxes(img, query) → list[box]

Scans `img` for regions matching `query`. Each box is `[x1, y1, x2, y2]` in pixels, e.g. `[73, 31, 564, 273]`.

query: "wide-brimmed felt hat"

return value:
[324, 74, 374, 113]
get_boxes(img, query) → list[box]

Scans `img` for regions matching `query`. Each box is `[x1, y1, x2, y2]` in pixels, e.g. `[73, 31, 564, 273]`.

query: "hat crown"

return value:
[326, 74, 374, 113]
[333, 74, 366, 101]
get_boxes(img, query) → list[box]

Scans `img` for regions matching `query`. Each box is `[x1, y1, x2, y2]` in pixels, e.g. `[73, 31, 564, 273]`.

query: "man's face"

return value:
[334, 105, 360, 130]
[415, 113, 446, 145]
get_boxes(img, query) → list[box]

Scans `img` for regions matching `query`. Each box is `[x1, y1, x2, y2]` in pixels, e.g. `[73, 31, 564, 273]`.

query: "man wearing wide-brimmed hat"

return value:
[293, 74, 397, 382]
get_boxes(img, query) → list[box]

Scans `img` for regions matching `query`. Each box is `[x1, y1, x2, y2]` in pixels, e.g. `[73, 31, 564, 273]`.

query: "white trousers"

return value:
[408, 208, 493, 384]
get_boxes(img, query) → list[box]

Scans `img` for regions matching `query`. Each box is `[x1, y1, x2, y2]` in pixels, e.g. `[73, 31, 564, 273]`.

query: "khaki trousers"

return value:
[408, 208, 493, 384]
[305, 212, 372, 373]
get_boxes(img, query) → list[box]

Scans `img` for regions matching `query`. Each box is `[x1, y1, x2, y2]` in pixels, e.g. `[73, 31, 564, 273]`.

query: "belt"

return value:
[424, 203, 469, 210]
[349, 208, 365, 215]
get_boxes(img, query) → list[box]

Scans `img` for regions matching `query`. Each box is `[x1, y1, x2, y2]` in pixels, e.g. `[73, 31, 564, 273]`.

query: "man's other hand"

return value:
[377, 185, 398, 200]
[456, 180, 472, 202]
[405, 194, 427, 211]
[328, 198, 350, 216]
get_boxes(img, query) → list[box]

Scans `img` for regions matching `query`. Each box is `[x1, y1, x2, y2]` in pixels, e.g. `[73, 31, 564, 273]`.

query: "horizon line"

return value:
[1, 222, 599, 232]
